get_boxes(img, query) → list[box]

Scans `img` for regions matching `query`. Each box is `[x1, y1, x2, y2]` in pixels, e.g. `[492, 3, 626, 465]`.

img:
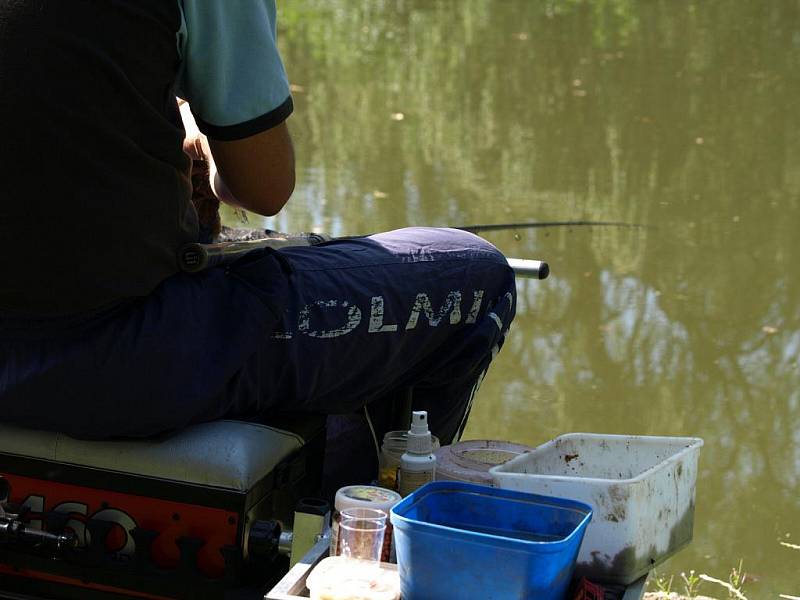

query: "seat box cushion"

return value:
[0, 420, 304, 492]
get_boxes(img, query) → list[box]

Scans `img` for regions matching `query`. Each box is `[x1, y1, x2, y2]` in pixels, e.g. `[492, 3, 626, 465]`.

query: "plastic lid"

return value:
[434, 440, 534, 485]
[381, 431, 442, 461]
[335, 486, 402, 512]
[305, 556, 400, 600]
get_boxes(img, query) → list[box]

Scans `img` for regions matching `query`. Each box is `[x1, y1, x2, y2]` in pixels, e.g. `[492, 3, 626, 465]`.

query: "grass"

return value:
[645, 538, 799, 600]
[644, 561, 748, 600]
[778, 538, 800, 600]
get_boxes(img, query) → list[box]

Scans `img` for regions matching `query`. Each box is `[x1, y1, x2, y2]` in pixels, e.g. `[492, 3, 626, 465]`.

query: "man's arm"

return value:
[177, 0, 295, 217]
[208, 124, 294, 217]
[181, 101, 294, 217]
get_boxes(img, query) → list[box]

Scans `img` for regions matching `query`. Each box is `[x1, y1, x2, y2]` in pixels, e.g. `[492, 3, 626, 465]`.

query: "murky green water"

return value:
[236, 0, 800, 593]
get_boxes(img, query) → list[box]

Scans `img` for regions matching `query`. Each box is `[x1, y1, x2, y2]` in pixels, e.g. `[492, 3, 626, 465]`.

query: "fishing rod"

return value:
[178, 218, 645, 277]
[180, 218, 646, 278]
[456, 219, 647, 233]
[179, 216, 645, 277]
[179, 235, 549, 279]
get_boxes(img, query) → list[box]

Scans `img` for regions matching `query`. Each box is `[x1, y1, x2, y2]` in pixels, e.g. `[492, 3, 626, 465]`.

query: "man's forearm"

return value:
[209, 163, 242, 209]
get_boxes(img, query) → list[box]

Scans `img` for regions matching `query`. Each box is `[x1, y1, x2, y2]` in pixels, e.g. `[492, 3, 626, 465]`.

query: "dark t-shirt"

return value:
[0, 0, 292, 316]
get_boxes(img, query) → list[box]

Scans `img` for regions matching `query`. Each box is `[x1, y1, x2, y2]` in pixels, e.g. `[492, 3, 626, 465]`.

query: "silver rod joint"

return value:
[507, 258, 549, 279]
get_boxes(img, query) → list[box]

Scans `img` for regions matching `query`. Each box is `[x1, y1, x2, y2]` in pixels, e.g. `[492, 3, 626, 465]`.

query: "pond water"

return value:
[230, 1, 799, 594]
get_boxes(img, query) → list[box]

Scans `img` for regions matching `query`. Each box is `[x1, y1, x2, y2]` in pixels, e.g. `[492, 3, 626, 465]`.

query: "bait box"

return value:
[390, 481, 592, 600]
[490, 433, 703, 584]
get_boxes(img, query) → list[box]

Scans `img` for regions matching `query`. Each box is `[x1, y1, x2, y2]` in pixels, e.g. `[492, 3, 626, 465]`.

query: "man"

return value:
[0, 1, 515, 485]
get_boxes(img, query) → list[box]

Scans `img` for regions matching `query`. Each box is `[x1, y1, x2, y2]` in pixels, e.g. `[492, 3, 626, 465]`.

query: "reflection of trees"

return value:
[470, 226, 799, 591]
[272, 1, 799, 591]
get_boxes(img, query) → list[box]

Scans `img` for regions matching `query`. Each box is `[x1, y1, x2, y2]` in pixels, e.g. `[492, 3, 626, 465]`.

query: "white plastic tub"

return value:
[489, 433, 703, 584]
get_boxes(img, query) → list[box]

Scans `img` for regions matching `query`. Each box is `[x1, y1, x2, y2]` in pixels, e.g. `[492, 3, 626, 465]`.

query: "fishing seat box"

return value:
[0, 416, 325, 600]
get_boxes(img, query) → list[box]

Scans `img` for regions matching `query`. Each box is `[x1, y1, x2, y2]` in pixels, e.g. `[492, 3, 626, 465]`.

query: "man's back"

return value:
[0, 1, 516, 464]
[0, 0, 196, 316]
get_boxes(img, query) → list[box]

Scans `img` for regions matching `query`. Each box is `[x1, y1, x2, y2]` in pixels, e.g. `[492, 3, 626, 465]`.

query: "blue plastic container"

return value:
[390, 481, 592, 600]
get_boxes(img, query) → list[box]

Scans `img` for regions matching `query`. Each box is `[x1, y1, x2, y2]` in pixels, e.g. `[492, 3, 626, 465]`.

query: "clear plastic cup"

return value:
[332, 506, 393, 561]
[338, 508, 387, 563]
[339, 507, 387, 523]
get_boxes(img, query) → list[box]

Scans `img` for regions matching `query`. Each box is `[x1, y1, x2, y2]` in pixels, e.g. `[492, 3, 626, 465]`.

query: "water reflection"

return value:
[236, 0, 800, 592]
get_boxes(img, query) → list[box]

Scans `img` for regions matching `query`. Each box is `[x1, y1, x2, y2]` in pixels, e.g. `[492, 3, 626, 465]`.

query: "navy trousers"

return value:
[0, 228, 515, 485]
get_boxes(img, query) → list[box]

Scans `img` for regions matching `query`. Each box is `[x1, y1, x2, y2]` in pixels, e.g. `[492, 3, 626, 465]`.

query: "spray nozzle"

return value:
[409, 411, 429, 435]
[405, 411, 433, 455]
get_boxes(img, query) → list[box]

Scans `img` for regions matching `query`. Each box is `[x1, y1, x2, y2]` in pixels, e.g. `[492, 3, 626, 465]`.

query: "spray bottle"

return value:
[398, 411, 437, 496]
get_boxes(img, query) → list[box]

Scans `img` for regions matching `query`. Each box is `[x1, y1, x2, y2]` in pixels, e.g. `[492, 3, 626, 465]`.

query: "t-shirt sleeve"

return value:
[175, 0, 293, 141]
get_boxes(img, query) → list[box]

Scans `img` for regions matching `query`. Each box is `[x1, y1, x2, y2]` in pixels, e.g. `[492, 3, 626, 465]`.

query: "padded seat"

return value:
[0, 420, 304, 492]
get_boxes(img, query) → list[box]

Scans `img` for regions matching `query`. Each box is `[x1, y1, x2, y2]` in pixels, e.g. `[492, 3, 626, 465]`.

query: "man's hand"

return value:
[180, 100, 211, 161]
